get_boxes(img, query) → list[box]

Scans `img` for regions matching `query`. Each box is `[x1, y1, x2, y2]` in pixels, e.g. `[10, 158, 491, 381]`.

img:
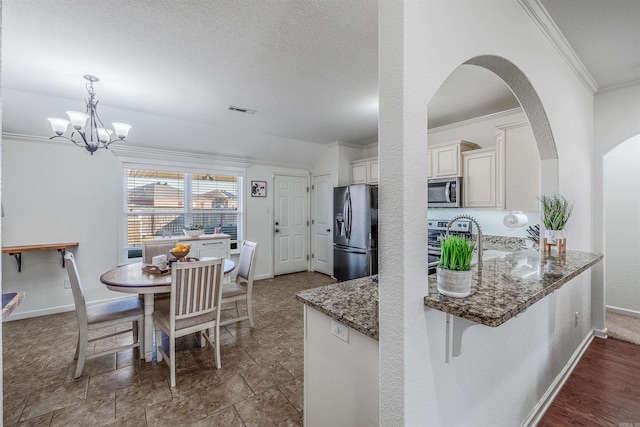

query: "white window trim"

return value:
[117, 157, 247, 265]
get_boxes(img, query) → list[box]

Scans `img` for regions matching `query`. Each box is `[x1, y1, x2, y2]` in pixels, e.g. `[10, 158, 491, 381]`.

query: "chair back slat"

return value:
[171, 259, 223, 321]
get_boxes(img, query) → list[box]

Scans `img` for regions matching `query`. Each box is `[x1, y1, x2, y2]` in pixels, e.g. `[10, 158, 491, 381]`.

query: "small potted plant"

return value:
[538, 193, 574, 244]
[183, 223, 205, 237]
[436, 235, 475, 298]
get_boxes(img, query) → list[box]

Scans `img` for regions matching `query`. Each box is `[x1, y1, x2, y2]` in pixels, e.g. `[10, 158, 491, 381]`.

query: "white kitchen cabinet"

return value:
[350, 157, 378, 184]
[462, 147, 497, 208]
[429, 140, 479, 178]
[495, 121, 541, 211]
[177, 234, 231, 259]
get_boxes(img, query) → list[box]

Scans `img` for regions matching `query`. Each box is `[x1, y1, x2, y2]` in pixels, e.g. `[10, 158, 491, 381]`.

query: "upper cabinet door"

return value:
[495, 122, 541, 212]
[350, 157, 379, 185]
[432, 144, 461, 177]
[367, 160, 379, 184]
[429, 140, 479, 179]
[351, 163, 367, 184]
[463, 148, 497, 208]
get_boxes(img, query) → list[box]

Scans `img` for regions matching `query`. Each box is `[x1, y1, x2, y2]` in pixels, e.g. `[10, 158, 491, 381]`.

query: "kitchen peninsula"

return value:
[296, 249, 603, 426]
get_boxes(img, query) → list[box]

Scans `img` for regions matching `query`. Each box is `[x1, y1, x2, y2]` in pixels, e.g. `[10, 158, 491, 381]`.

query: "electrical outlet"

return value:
[575, 311, 579, 327]
[331, 320, 349, 343]
[64, 279, 71, 289]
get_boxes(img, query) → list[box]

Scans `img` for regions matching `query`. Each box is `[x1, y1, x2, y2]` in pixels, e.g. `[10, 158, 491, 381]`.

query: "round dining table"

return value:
[100, 258, 235, 362]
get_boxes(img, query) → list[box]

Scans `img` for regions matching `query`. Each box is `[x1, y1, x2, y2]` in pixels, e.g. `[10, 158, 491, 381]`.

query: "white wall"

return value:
[1, 136, 313, 318]
[428, 208, 538, 239]
[2, 138, 121, 316]
[593, 83, 640, 320]
[379, 1, 595, 425]
[603, 135, 640, 315]
[311, 141, 365, 187]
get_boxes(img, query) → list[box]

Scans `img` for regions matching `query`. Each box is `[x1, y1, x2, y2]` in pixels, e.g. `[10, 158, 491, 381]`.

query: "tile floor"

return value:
[3, 271, 336, 426]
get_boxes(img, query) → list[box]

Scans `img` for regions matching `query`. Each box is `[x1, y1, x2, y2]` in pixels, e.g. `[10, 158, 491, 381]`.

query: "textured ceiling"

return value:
[2, 1, 638, 148]
[2, 0, 379, 145]
[428, 65, 520, 129]
[540, 0, 640, 89]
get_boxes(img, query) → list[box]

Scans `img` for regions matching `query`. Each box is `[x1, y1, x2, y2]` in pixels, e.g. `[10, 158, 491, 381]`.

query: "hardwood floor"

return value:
[539, 337, 640, 426]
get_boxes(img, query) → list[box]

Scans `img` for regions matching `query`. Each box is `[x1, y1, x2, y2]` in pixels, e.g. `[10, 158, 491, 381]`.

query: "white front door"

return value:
[274, 175, 309, 275]
[312, 174, 333, 276]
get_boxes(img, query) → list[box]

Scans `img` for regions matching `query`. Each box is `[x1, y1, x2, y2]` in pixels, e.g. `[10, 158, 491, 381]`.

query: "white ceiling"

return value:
[2, 0, 639, 147]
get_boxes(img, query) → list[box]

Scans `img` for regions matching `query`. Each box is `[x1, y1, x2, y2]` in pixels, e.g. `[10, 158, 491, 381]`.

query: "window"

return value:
[122, 166, 243, 260]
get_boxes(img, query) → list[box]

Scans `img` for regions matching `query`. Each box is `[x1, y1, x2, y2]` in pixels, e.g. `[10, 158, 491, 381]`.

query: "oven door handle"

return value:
[444, 182, 451, 203]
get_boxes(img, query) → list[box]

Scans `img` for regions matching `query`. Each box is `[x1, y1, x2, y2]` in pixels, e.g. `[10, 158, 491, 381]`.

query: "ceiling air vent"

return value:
[227, 105, 257, 114]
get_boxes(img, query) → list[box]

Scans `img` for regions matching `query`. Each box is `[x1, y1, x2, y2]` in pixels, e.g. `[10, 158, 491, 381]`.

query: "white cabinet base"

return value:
[303, 306, 379, 426]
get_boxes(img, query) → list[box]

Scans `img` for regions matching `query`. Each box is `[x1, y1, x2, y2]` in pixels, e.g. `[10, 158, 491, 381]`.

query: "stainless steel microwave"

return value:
[428, 177, 462, 208]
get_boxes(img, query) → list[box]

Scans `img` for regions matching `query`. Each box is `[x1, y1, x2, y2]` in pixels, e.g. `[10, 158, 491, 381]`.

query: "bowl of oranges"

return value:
[170, 243, 191, 261]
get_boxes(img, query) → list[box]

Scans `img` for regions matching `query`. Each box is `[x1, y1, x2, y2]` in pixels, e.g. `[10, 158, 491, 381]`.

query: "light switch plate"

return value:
[331, 320, 349, 343]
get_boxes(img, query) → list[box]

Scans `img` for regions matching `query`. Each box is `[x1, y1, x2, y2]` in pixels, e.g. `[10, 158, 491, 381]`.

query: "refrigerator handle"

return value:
[345, 190, 352, 240]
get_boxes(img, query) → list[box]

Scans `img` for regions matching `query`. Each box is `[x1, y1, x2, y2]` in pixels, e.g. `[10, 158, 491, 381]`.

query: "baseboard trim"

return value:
[5, 295, 139, 321]
[606, 305, 640, 318]
[521, 330, 594, 427]
[7, 304, 76, 321]
[593, 327, 608, 339]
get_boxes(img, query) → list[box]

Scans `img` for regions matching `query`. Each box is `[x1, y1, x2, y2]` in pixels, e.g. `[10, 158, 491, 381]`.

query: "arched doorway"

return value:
[463, 55, 559, 195]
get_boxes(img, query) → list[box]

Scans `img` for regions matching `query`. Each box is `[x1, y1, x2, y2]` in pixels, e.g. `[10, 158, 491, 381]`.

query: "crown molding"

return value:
[428, 107, 524, 134]
[327, 140, 368, 149]
[518, 0, 599, 95]
[364, 141, 378, 151]
[595, 79, 640, 94]
[2, 133, 311, 171]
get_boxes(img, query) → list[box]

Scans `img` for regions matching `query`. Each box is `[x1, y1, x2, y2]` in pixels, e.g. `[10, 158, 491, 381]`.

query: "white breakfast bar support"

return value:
[445, 313, 481, 363]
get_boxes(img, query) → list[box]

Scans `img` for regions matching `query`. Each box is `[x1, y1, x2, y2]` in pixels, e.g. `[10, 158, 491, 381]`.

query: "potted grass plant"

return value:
[538, 193, 574, 244]
[436, 234, 476, 298]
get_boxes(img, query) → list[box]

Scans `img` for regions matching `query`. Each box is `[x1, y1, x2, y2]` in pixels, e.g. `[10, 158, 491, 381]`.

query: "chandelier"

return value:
[48, 75, 131, 155]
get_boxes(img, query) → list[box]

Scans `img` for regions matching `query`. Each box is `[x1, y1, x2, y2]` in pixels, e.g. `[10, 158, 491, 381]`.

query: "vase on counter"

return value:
[544, 229, 564, 244]
[436, 267, 472, 298]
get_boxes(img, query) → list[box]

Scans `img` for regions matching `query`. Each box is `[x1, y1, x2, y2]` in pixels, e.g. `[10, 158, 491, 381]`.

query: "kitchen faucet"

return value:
[446, 214, 483, 264]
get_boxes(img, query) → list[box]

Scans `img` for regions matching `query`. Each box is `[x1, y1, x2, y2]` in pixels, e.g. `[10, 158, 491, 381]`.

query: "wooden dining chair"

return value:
[64, 253, 144, 379]
[220, 240, 258, 327]
[153, 258, 224, 387]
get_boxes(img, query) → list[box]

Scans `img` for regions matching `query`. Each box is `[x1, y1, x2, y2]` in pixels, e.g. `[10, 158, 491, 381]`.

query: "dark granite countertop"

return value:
[295, 276, 379, 340]
[424, 249, 603, 327]
[295, 249, 603, 340]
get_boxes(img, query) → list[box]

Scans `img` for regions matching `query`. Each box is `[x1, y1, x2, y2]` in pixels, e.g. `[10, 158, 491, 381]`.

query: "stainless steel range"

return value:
[427, 219, 473, 274]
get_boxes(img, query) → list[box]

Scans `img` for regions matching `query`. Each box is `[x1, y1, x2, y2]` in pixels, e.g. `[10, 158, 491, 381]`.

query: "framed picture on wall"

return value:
[251, 180, 267, 197]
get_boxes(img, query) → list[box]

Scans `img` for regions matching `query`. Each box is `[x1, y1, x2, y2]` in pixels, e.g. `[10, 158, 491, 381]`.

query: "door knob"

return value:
[275, 221, 279, 225]
[326, 229, 331, 232]
[275, 229, 280, 233]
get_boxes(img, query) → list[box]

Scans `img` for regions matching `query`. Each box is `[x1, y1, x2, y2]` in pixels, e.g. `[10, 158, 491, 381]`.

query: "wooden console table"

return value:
[2, 242, 79, 272]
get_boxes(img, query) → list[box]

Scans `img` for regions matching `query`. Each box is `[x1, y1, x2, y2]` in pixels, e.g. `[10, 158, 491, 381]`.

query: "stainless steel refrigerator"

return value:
[333, 184, 378, 281]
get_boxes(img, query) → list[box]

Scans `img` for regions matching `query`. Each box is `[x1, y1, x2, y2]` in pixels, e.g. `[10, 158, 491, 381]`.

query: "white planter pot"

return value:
[436, 267, 472, 298]
[183, 229, 204, 237]
[545, 229, 565, 244]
